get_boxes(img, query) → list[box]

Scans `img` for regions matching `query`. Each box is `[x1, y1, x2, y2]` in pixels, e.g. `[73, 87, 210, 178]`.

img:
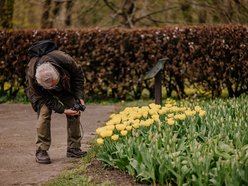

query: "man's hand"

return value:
[64, 109, 80, 116]
[79, 99, 84, 105]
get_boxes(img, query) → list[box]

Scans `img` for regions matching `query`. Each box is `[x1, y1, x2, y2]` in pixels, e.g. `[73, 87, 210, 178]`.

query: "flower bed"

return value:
[95, 96, 248, 185]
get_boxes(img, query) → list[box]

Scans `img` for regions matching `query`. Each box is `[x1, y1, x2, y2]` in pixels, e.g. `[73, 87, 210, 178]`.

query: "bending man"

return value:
[26, 40, 86, 164]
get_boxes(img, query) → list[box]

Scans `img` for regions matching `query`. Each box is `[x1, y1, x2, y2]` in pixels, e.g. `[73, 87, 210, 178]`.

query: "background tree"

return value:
[7, 0, 248, 29]
[41, 0, 52, 28]
[0, 0, 15, 29]
[65, 0, 73, 26]
[41, 0, 74, 28]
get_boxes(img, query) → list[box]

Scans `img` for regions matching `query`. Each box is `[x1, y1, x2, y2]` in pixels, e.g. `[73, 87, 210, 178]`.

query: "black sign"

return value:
[144, 58, 167, 80]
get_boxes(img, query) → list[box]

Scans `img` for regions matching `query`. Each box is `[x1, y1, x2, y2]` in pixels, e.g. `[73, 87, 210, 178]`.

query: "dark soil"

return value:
[86, 159, 150, 186]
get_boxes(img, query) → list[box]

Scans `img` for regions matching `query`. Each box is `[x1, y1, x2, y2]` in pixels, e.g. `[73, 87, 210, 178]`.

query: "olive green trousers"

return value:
[36, 97, 82, 151]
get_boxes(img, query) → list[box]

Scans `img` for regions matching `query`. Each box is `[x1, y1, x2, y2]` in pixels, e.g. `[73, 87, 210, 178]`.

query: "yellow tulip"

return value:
[109, 114, 116, 118]
[142, 112, 148, 118]
[126, 125, 132, 131]
[168, 113, 174, 118]
[132, 123, 140, 129]
[194, 106, 202, 112]
[165, 103, 173, 108]
[96, 138, 104, 144]
[100, 130, 113, 138]
[121, 116, 128, 122]
[199, 110, 206, 117]
[115, 124, 126, 131]
[121, 130, 128, 136]
[106, 120, 114, 125]
[96, 128, 103, 135]
[135, 113, 142, 119]
[112, 118, 122, 125]
[185, 110, 196, 117]
[178, 114, 186, 120]
[167, 119, 175, 126]
[143, 120, 152, 127]
[147, 118, 155, 125]
[179, 107, 187, 112]
[111, 134, 119, 141]
[105, 125, 115, 130]
[152, 115, 160, 122]
[149, 109, 157, 116]
[171, 106, 180, 113]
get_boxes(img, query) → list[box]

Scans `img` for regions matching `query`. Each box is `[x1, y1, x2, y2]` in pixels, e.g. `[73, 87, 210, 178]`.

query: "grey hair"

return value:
[35, 62, 60, 89]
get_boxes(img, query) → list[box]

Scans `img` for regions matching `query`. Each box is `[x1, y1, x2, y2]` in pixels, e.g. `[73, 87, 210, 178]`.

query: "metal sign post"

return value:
[154, 70, 162, 105]
[144, 57, 168, 105]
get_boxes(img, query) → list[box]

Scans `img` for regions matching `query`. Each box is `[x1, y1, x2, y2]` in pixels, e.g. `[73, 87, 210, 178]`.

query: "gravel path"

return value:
[0, 103, 115, 186]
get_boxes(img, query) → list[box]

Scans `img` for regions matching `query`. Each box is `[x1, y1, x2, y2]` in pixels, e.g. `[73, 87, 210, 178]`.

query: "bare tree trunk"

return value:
[180, 1, 193, 23]
[0, 0, 15, 29]
[52, 1, 62, 18]
[65, 0, 73, 26]
[225, 0, 234, 22]
[41, 0, 52, 28]
[198, 9, 207, 23]
[52, 1, 63, 28]
[0, 0, 4, 15]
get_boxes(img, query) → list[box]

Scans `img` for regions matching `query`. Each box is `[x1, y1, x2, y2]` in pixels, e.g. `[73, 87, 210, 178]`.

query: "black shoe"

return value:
[67, 148, 87, 158]
[35, 150, 51, 164]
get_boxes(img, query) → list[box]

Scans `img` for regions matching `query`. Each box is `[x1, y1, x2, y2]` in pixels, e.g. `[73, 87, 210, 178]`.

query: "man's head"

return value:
[35, 62, 60, 89]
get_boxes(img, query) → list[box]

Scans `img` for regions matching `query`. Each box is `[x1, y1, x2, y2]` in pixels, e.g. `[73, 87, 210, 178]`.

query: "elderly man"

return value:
[26, 40, 86, 164]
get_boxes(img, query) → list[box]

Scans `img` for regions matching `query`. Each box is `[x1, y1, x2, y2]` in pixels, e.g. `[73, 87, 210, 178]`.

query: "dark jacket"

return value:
[26, 50, 84, 113]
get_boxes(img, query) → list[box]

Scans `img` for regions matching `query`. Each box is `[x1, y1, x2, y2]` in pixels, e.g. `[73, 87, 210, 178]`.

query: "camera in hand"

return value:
[72, 99, 86, 111]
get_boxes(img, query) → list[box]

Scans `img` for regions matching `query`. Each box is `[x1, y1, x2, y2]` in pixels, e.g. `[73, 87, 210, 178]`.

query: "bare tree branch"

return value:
[233, 0, 248, 16]
[103, 0, 119, 14]
[72, 0, 100, 21]
[134, 6, 179, 24]
[121, 0, 136, 28]
[103, 0, 136, 28]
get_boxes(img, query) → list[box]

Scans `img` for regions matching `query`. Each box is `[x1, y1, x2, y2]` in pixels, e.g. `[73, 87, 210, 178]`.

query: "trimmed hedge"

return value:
[0, 25, 248, 101]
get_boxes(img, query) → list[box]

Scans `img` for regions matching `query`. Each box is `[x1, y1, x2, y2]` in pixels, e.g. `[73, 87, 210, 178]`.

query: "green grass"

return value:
[43, 144, 113, 186]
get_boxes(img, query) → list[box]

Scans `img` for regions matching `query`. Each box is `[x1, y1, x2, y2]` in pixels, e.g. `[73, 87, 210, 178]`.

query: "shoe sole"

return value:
[66, 152, 87, 158]
[36, 157, 51, 164]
